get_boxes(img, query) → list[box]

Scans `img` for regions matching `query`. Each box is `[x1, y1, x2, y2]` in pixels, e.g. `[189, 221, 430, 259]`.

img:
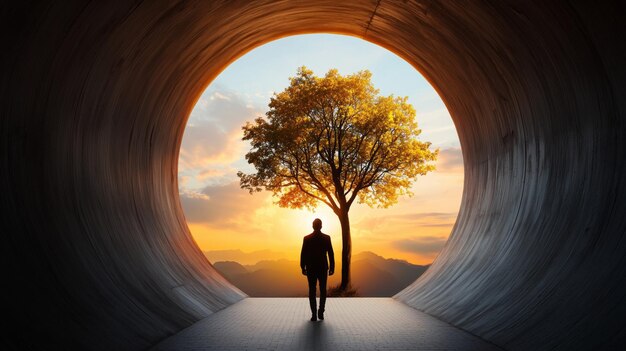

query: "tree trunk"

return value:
[338, 210, 351, 291]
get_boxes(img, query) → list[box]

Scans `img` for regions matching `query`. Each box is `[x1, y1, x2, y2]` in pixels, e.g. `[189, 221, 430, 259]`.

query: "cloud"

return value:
[179, 181, 269, 225]
[436, 147, 464, 173]
[392, 212, 458, 222]
[356, 212, 457, 230]
[392, 236, 448, 255]
[181, 189, 210, 200]
[179, 89, 263, 173]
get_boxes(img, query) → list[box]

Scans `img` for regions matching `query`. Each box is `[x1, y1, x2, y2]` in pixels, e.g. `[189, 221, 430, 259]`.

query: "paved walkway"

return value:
[152, 298, 502, 351]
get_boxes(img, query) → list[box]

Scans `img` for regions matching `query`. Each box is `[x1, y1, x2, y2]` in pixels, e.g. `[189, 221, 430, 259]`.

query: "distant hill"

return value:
[211, 252, 429, 297]
[204, 249, 287, 265]
[213, 261, 248, 276]
[352, 251, 430, 294]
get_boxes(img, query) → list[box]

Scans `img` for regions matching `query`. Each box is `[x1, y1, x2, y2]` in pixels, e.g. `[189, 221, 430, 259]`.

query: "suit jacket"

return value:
[300, 231, 335, 273]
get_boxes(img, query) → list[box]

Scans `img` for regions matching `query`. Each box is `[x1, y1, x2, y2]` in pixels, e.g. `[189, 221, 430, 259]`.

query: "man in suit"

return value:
[300, 218, 335, 321]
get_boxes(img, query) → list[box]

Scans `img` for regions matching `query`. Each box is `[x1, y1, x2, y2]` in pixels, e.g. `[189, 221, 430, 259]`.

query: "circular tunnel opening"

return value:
[177, 33, 464, 298]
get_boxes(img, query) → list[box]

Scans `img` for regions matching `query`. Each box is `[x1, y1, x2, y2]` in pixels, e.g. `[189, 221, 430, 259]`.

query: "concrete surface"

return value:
[153, 298, 502, 351]
[1, 1, 625, 350]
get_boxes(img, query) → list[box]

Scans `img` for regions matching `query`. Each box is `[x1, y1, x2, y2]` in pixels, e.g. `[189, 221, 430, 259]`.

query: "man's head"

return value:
[312, 218, 322, 231]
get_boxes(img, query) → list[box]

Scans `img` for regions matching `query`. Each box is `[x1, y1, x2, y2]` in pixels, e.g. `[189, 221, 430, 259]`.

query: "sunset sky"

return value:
[178, 34, 463, 265]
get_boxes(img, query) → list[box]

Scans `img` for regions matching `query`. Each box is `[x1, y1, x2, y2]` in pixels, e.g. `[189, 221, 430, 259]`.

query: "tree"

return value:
[238, 67, 438, 290]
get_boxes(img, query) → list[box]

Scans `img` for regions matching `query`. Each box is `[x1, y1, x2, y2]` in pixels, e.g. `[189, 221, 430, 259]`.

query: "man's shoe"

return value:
[310, 313, 317, 321]
[318, 309, 324, 320]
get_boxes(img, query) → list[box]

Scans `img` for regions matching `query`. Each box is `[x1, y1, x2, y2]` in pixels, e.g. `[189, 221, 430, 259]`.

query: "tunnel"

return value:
[1, 1, 625, 350]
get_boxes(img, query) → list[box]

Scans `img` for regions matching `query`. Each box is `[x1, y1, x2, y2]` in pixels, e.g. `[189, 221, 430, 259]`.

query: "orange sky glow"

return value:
[186, 167, 462, 265]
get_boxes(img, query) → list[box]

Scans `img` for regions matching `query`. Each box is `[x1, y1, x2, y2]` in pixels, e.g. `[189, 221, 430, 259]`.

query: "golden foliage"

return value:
[238, 67, 438, 214]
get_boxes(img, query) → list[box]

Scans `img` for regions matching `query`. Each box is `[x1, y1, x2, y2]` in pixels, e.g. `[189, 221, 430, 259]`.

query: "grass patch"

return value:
[327, 284, 359, 297]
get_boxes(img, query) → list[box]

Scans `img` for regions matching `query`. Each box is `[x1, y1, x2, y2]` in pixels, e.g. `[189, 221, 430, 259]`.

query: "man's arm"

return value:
[327, 236, 335, 275]
[300, 238, 307, 275]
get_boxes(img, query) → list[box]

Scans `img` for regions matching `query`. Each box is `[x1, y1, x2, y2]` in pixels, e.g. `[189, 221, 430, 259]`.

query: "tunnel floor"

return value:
[152, 298, 502, 350]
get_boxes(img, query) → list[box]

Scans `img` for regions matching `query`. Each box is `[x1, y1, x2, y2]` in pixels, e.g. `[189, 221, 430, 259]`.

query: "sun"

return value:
[288, 206, 341, 237]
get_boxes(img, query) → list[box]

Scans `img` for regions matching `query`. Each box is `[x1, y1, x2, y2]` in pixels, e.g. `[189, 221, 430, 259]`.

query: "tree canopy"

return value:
[238, 66, 437, 215]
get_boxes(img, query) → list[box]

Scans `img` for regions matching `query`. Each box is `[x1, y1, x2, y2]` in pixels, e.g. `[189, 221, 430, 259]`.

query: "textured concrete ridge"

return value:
[153, 298, 502, 351]
[2, 1, 625, 350]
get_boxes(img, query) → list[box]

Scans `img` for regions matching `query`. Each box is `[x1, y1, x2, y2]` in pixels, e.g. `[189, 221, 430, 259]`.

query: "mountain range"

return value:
[208, 251, 430, 297]
[204, 249, 287, 265]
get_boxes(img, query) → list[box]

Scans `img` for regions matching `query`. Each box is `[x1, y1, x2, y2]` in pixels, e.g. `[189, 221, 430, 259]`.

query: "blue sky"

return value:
[197, 35, 457, 142]
[178, 34, 463, 264]
[212, 34, 437, 106]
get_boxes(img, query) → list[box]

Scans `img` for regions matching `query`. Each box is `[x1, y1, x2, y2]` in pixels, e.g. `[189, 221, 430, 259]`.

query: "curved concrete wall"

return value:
[1, 1, 624, 350]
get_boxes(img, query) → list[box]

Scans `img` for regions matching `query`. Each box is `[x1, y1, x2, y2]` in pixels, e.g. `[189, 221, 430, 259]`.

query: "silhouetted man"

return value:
[300, 218, 335, 321]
